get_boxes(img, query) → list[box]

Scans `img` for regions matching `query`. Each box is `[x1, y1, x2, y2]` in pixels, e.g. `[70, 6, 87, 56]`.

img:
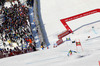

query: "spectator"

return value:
[41, 42, 44, 50]
[0, 0, 36, 58]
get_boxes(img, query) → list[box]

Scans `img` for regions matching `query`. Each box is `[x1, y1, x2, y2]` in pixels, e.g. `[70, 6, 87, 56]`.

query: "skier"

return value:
[67, 49, 77, 56]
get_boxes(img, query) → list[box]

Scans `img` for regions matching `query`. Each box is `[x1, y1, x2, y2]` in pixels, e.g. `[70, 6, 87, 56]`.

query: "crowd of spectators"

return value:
[0, 0, 5, 5]
[26, 0, 34, 7]
[0, 0, 36, 59]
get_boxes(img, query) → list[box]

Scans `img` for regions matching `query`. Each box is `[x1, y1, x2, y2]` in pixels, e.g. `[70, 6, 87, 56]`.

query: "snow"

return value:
[39, 0, 100, 45]
[0, 38, 100, 66]
[0, 0, 100, 66]
[67, 13, 100, 31]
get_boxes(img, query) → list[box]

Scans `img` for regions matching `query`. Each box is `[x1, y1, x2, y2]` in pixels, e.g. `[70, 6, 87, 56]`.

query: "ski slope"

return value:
[0, 0, 100, 66]
[0, 38, 100, 66]
[39, 0, 100, 45]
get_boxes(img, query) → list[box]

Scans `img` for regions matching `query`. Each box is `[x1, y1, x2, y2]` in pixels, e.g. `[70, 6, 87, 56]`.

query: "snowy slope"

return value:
[39, 0, 100, 45]
[0, 0, 100, 66]
[0, 37, 100, 66]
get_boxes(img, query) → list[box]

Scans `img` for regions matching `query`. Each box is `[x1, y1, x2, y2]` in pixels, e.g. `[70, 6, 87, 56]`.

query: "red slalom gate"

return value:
[99, 61, 100, 66]
[60, 9, 100, 38]
[75, 40, 83, 51]
[56, 39, 63, 46]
